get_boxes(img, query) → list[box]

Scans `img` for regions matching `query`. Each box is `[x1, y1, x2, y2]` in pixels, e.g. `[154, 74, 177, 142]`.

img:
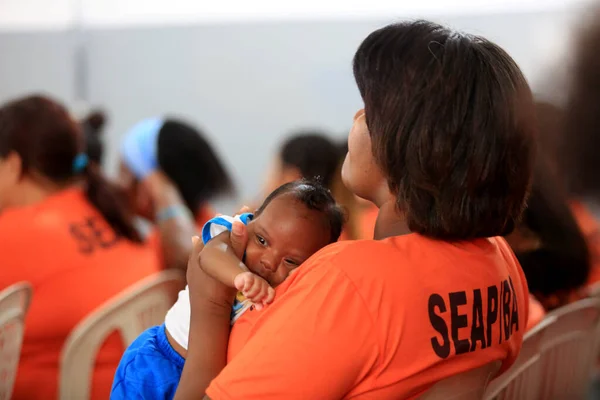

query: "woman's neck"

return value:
[7, 176, 70, 208]
[373, 200, 411, 240]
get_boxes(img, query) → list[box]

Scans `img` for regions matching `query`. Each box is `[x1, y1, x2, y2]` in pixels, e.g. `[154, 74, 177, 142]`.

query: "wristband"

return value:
[155, 204, 193, 223]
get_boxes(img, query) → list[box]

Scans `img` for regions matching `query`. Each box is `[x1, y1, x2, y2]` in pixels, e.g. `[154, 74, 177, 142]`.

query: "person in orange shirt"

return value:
[117, 118, 234, 270]
[541, 8, 600, 290]
[175, 20, 536, 399]
[504, 156, 591, 311]
[0, 95, 161, 399]
[557, 4, 600, 222]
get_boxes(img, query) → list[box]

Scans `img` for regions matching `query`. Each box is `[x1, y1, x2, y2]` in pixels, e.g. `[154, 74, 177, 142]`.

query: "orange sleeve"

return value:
[206, 263, 380, 399]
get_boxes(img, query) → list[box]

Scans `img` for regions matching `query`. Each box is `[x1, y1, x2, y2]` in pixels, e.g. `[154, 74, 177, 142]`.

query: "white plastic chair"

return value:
[419, 361, 501, 400]
[485, 315, 556, 400]
[0, 282, 33, 400]
[58, 270, 185, 400]
[537, 298, 600, 399]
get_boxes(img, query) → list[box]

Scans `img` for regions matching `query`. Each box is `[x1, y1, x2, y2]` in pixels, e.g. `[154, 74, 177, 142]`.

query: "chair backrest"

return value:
[419, 361, 501, 400]
[484, 315, 555, 400]
[538, 298, 600, 399]
[58, 270, 185, 400]
[0, 282, 33, 400]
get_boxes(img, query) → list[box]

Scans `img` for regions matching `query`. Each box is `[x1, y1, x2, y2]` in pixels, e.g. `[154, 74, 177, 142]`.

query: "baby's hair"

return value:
[256, 179, 346, 243]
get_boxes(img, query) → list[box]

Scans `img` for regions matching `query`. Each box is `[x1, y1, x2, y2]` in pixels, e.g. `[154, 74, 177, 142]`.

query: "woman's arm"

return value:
[143, 171, 198, 271]
[200, 232, 275, 306]
[175, 272, 233, 399]
[174, 224, 249, 400]
[200, 232, 249, 286]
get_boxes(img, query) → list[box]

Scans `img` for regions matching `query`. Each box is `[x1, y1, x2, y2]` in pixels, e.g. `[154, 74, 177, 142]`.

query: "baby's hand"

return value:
[233, 272, 275, 310]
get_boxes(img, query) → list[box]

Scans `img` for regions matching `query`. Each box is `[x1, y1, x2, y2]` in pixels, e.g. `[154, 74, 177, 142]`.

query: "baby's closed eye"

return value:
[284, 258, 299, 267]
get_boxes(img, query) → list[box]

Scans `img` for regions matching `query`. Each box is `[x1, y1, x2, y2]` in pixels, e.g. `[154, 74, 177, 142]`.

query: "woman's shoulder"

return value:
[303, 235, 521, 284]
[302, 237, 413, 276]
[317, 234, 443, 261]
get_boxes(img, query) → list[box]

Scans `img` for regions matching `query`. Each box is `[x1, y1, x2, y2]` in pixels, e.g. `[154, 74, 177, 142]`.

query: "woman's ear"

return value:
[4, 151, 23, 183]
[353, 108, 365, 122]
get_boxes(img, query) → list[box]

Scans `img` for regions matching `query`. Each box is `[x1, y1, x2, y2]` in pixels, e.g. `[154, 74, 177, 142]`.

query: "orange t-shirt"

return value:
[570, 201, 600, 285]
[147, 204, 215, 267]
[0, 188, 160, 400]
[207, 235, 529, 399]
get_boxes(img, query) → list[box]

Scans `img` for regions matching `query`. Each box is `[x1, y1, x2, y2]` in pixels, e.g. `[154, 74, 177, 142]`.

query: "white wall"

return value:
[0, 0, 593, 30]
[0, 0, 595, 209]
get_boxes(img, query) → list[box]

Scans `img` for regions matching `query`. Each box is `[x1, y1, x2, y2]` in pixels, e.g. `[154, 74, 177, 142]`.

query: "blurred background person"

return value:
[560, 4, 600, 210]
[505, 155, 591, 310]
[118, 118, 235, 271]
[550, 7, 600, 290]
[260, 131, 339, 199]
[80, 109, 107, 166]
[0, 95, 160, 400]
[534, 100, 600, 288]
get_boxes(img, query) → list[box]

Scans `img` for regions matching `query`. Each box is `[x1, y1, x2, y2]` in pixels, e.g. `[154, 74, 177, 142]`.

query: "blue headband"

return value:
[72, 153, 89, 173]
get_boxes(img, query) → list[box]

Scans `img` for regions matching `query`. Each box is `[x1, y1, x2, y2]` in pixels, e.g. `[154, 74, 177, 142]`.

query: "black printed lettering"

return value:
[449, 291, 470, 355]
[69, 216, 119, 254]
[430, 280, 519, 358]
[486, 285, 498, 347]
[509, 277, 519, 334]
[470, 289, 486, 351]
[70, 224, 94, 254]
[428, 294, 450, 359]
[502, 280, 512, 340]
[499, 281, 504, 343]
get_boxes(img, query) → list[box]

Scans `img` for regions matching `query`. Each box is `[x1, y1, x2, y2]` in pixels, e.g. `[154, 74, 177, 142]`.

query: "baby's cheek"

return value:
[272, 266, 293, 287]
[243, 241, 261, 267]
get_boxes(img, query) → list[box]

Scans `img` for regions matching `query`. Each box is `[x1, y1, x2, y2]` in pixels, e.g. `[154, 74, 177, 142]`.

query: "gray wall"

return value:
[0, 10, 578, 211]
[0, 31, 76, 105]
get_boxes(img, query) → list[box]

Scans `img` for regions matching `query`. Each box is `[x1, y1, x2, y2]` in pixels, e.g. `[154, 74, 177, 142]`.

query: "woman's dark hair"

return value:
[514, 156, 590, 300]
[157, 119, 233, 215]
[353, 20, 535, 240]
[280, 132, 339, 189]
[81, 109, 107, 165]
[560, 6, 600, 199]
[0, 95, 142, 242]
[256, 179, 345, 243]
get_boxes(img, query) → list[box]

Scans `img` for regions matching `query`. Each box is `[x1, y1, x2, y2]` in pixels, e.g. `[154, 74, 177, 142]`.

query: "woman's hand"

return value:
[174, 215, 250, 400]
[187, 214, 250, 310]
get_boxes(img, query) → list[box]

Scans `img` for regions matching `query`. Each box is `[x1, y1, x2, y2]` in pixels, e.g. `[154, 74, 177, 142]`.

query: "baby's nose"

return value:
[260, 257, 276, 272]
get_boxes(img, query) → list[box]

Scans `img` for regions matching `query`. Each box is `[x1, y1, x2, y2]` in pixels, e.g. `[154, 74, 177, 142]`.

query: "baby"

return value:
[111, 180, 345, 400]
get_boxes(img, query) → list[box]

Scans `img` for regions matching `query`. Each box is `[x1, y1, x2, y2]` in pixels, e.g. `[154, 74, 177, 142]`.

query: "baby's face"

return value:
[245, 193, 331, 287]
